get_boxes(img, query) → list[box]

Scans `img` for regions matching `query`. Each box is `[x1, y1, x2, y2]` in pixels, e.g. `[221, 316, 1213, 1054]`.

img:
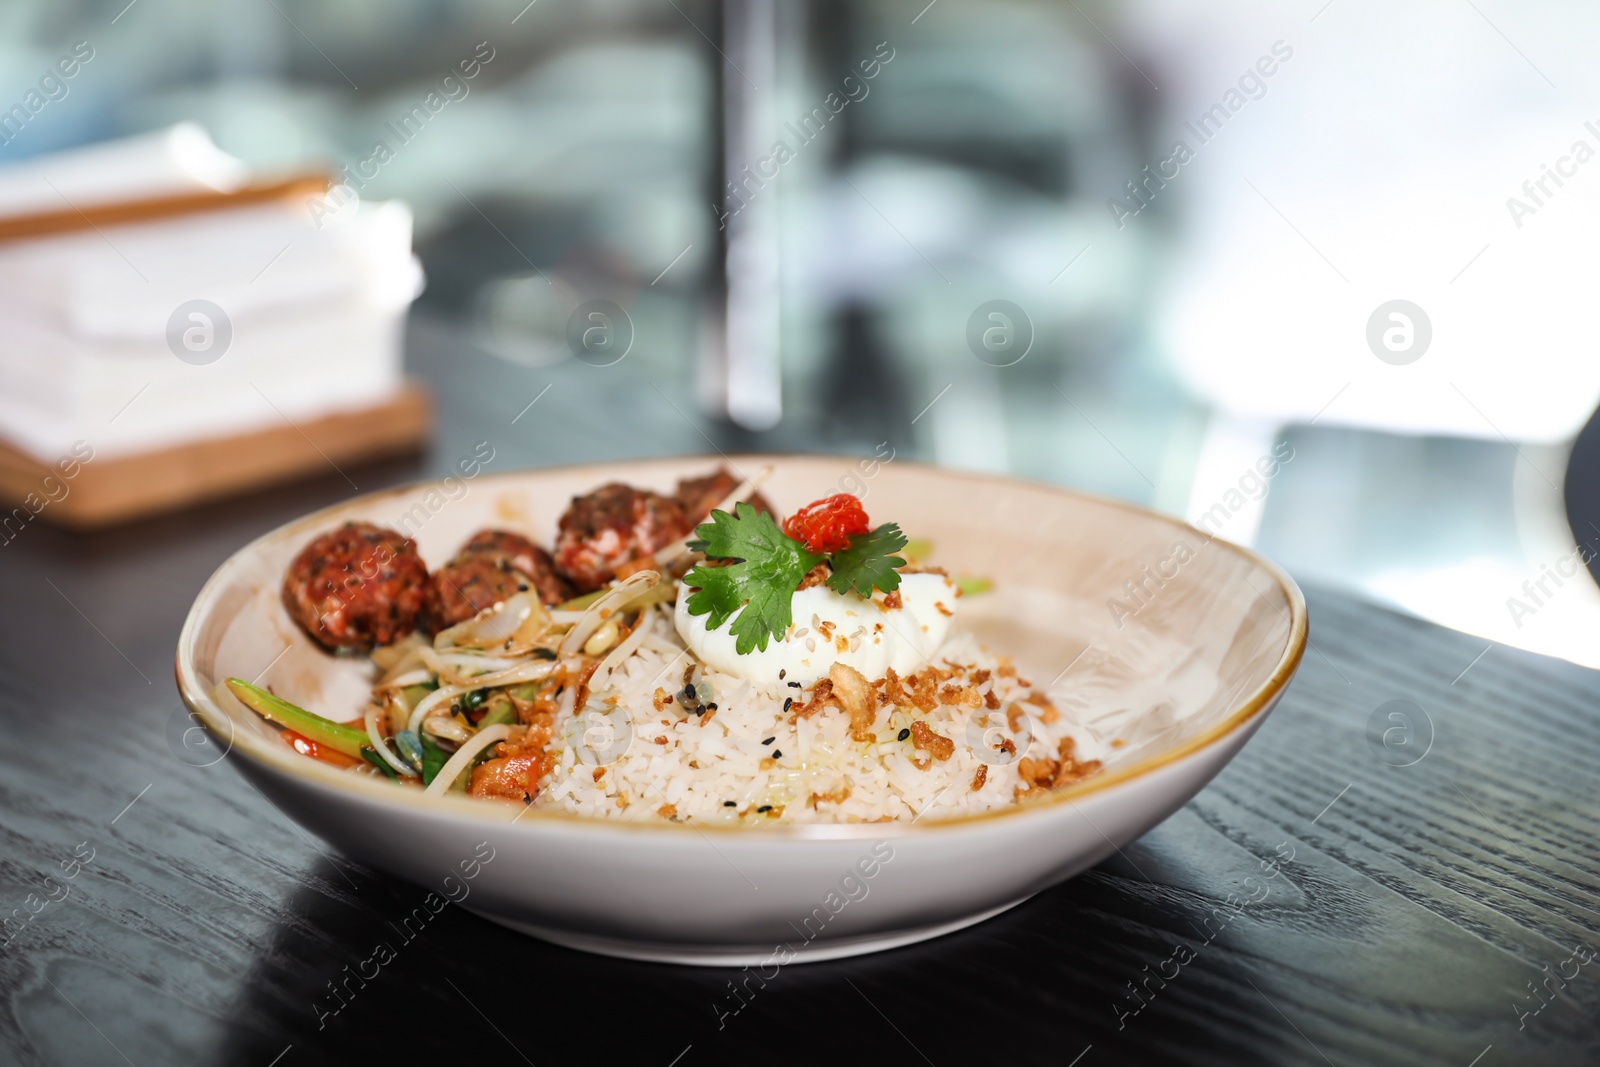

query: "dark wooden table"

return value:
[2, 319, 1597, 1067]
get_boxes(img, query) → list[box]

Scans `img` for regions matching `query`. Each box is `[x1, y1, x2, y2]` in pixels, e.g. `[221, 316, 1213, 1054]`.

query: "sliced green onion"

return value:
[226, 678, 368, 759]
[419, 732, 450, 786]
[478, 703, 517, 729]
[955, 575, 993, 596]
[394, 730, 424, 769]
[361, 747, 398, 779]
[556, 589, 607, 612]
[400, 683, 438, 710]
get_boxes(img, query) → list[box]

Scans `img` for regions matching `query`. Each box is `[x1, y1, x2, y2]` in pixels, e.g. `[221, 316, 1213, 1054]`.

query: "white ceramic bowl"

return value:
[175, 456, 1306, 965]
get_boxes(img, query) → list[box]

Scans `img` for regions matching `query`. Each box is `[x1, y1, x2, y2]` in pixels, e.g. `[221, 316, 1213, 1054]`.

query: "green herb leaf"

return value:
[361, 746, 399, 780]
[418, 733, 449, 786]
[684, 503, 821, 654]
[826, 523, 909, 599]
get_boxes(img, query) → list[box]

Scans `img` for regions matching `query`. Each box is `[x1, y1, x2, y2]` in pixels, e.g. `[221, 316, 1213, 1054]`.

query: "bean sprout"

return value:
[424, 724, 516, 796]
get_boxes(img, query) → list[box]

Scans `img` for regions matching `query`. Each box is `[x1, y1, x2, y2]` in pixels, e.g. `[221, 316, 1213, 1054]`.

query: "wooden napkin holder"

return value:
[0, 176, 431, 530]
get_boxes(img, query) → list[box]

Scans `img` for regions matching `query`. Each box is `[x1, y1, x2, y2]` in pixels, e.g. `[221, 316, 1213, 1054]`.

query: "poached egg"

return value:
[674, 572, 959, 686]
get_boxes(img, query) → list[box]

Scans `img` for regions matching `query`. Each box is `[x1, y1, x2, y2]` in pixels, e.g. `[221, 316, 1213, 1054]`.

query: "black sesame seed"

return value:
[787, 681, 802, 689]
[898, 728, 911, 741]
[693, 708, 705, 716]
[724, 801, 736, 807]
[518, 584, 529, 592]
[782, 697, 793, 712]
[757, 805, 772, 813]
[778, 669, 787, 679]
[761, 736, 775, 745]
[771, 750, 782, 759]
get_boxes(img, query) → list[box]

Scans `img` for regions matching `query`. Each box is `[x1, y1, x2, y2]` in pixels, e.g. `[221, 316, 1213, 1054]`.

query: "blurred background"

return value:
[2, 0, 1598, 667]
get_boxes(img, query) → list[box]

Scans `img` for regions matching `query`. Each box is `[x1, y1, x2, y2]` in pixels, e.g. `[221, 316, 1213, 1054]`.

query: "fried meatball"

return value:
[281, 522, 430, 650]
[431, 529, 575, 627]
[432, 555, 530, 628]
[553, 483, 692, 593]
[458, 529, 572, 606]
[675, 466, 776, 525]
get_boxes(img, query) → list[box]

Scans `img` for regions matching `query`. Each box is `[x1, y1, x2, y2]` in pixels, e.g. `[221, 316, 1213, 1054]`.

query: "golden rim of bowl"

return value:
[175, 454, 1309, 841]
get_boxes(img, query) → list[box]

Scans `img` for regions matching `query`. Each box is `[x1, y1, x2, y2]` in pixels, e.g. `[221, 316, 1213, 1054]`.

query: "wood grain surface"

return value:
[0, 321, 1595, 1067]
[0, 384, 430, 529]
[0, 174, 330, 244]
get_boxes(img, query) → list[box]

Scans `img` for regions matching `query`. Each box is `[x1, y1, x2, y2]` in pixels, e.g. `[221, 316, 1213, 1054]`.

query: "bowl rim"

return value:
[175, 453, 1308, 841]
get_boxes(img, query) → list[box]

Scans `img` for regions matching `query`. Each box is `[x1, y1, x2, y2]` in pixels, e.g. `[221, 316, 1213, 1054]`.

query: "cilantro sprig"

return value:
[826, 523, 908, 598]
[683, 502, 909, 654]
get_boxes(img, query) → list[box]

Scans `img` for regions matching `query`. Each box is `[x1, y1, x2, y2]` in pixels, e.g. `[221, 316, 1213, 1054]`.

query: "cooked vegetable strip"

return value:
[442, 658, 564, 694]
[433, 591, 553, 654]
[424, 724, 515, 796]
[589, 606, 657, 695]
[418, 646, 526, 686]
[226, 678, 369, 759]
[478, 703, 517, 729]
[558, 569, 660, 657]
[407, 682, 471, 735]
[554, 589, 606, 613]
[365, 701, 419, 777]
[362, 747, 399, 779]
[419, 732, 450, 785]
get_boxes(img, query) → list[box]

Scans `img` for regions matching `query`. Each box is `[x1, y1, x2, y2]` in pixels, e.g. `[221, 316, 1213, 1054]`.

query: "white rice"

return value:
[531, 605, 1104, 824]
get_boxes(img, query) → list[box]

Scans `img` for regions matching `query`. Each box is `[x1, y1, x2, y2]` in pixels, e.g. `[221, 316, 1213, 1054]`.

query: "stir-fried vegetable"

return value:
[477, 702, 517, 729]
[226, 679, 368, 758]
[424, 724, 514, 796]
[956, 575, 993, 596]
[362, 748, 399, 779]
[419, 732, 450, 786]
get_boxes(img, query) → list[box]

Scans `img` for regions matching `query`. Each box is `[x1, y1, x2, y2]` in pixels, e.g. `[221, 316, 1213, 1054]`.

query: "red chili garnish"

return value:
[283, 729, 320, 758]
[783, 493, 871, 554]
[281, 729, 360, 768]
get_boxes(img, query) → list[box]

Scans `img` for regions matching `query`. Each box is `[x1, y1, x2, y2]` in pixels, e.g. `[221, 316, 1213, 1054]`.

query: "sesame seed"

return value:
[783, 697, 793, 712]
[762, 736, 775, 745]
[898, 728, 910, 741]
[778, 669, 786, 679]
[724, 801, 736, 807]
[757, 805, 772, 813]
[771, 750, 782, 759]
[787, 681, 802, 689]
